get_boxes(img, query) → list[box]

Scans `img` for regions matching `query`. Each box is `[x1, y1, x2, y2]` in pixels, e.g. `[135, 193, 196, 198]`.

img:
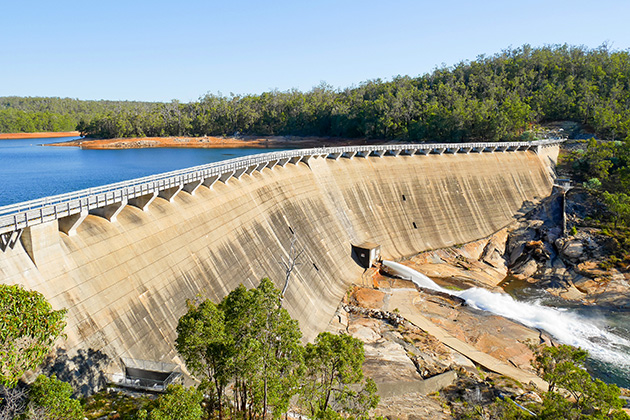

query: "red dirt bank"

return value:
[0, 131, 80, 139]
[45, 135, 382, 149]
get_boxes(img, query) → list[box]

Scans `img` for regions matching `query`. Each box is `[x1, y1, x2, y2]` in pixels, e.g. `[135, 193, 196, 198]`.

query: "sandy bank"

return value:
[0, 131, 80, 139]
[45, 135, 380, 149]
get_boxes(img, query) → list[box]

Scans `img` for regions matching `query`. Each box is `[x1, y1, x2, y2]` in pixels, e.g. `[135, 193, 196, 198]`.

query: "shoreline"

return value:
[44, 135, 381, 149]
[0, 131, 80, 140]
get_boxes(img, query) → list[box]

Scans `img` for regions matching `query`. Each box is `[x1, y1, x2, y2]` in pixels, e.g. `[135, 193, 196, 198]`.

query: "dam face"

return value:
[0, 143, 559, 383]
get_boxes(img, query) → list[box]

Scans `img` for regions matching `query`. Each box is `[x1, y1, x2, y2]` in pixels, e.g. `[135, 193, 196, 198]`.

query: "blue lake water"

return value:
[0, 137, 290, 207]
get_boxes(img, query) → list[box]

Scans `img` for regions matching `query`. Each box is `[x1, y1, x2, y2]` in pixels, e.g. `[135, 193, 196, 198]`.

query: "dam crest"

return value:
[0, 140, 560, 386]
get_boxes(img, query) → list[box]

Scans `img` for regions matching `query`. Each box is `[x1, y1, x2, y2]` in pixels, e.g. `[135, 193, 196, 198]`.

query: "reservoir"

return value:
[0, 137, 290, 207]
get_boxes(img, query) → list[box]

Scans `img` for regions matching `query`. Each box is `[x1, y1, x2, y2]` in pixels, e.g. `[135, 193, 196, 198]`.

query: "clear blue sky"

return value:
[1, 0, 629, 102]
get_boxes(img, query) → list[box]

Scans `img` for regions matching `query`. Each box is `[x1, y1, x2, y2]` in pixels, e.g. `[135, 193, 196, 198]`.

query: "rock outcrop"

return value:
[503, 189, 630, 308]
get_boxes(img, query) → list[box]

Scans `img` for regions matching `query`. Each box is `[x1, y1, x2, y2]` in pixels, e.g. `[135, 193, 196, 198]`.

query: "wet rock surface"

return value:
[504, 189, 630, 308]
[330, 281, 550, 419]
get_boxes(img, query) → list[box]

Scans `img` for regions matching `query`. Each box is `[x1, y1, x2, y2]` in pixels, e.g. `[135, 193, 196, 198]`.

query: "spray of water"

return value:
[382, 260, 630, 369]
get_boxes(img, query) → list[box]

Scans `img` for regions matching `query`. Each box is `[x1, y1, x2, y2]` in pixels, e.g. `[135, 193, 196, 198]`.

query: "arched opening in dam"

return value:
[0, 141, 560, 388]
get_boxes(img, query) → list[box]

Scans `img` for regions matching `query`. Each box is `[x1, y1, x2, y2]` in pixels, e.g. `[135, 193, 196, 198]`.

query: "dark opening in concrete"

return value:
[117, 358, 182, 393]
[351, 242, 381, 268]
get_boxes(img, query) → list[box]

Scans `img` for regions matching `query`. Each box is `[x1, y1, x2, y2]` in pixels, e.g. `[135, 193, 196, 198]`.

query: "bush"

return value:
[147, 384, 203, 420]
[25, 374, 84, 420]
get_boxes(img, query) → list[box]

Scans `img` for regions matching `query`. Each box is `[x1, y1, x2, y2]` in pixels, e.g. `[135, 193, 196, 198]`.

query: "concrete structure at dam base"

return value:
[0, 141, 560, 390]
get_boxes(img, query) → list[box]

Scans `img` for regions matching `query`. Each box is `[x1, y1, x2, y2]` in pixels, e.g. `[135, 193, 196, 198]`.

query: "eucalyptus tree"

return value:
[176, 278, 304, 420]
[220, 278, 304, 419]
[175, 299, 229, 419]
[0, 285, 66, 389]
[300, 332, 379, 419]
[0, 284, 67, 420]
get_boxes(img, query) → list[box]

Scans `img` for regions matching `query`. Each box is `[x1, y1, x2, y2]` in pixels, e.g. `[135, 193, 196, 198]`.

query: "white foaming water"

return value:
[382, 260, 630, 368]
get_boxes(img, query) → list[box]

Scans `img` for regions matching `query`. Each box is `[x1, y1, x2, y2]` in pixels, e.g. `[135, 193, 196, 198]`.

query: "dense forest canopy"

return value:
[0, 97, 157, 134]
[2, 44, 630, 142]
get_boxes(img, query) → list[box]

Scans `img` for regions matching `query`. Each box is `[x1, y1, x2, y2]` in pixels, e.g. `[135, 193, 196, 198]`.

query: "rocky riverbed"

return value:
[507, 189, 630, 309]
[335, 187, 630, 418]
[329, 278, 551, 419]
[397, 185, 630, 309]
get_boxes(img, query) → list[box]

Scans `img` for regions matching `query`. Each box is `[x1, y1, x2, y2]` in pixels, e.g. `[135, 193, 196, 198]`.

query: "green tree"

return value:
[602, 191, 630, 228]
[301, 332, 379, 419]
[220, 278, 304, 419]
[147, 384, 203, 420]
[530, 343, 589, 394]
[25, 374, 84, 420]
[0, 285, 66, 388]
[583, 177, 602, 190]
[175, 299, 228, 419]
[527, 343, 629, 419]
[176, 279, 304, 420]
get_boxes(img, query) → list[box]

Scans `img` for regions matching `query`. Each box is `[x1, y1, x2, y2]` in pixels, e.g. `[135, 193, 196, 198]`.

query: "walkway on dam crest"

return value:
[0, 139, 563, 240]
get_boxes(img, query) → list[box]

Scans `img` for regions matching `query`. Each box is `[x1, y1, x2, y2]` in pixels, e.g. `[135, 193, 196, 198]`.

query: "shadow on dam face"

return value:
[0, 145, 559, 391]
[41, 348, 110, 396]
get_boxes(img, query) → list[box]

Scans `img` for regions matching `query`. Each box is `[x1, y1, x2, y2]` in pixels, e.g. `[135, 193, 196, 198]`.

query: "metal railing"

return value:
[117, 371, 182, 392]
[115, 357, 182, 392]
[0, 139, 563, 234]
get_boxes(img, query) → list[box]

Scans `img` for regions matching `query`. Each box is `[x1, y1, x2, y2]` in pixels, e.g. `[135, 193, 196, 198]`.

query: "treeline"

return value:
[3, 44, 630, 142]
[567, 139, 630, 254]
[0, 97, 156, 133]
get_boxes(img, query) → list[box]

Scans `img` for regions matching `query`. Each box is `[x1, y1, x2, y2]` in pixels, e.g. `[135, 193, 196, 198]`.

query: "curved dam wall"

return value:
[0, 145, 558, 381]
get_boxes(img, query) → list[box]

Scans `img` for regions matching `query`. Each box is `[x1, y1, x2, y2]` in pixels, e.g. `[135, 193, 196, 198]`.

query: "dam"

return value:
[0, 140, 560, 384]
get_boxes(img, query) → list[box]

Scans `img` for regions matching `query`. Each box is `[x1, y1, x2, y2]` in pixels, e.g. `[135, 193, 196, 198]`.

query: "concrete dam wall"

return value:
[0, 143, 559, 381]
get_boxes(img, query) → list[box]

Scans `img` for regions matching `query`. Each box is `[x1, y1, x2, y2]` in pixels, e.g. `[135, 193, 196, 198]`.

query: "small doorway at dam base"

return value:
[352, 242, 381, 268]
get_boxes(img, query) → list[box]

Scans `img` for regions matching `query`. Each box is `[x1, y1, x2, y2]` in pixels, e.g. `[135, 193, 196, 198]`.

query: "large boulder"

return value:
[573, 275, 601, 294]
[556, 238, 584, 262]
[480, 228, 509, 270]
[348, 317, 381, 343]
[543, 227, 562, 245]
[353, 288, 386, 310]
[507, 223, 539, 265]
[511, 259, 539, 280]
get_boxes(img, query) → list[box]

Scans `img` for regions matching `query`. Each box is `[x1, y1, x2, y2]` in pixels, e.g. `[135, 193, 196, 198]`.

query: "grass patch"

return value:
[84, 389, 155, 420]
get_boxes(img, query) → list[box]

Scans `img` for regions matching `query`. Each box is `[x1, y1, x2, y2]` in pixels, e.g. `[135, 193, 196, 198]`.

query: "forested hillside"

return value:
[2, 44, 630, 142]
[0, 97, 156, 134]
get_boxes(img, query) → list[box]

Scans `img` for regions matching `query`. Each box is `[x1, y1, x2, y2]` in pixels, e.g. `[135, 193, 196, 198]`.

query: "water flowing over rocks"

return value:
[328, 187, 630, 418]
[504, 189, 630, 308]
[329, 279, 550, 419]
